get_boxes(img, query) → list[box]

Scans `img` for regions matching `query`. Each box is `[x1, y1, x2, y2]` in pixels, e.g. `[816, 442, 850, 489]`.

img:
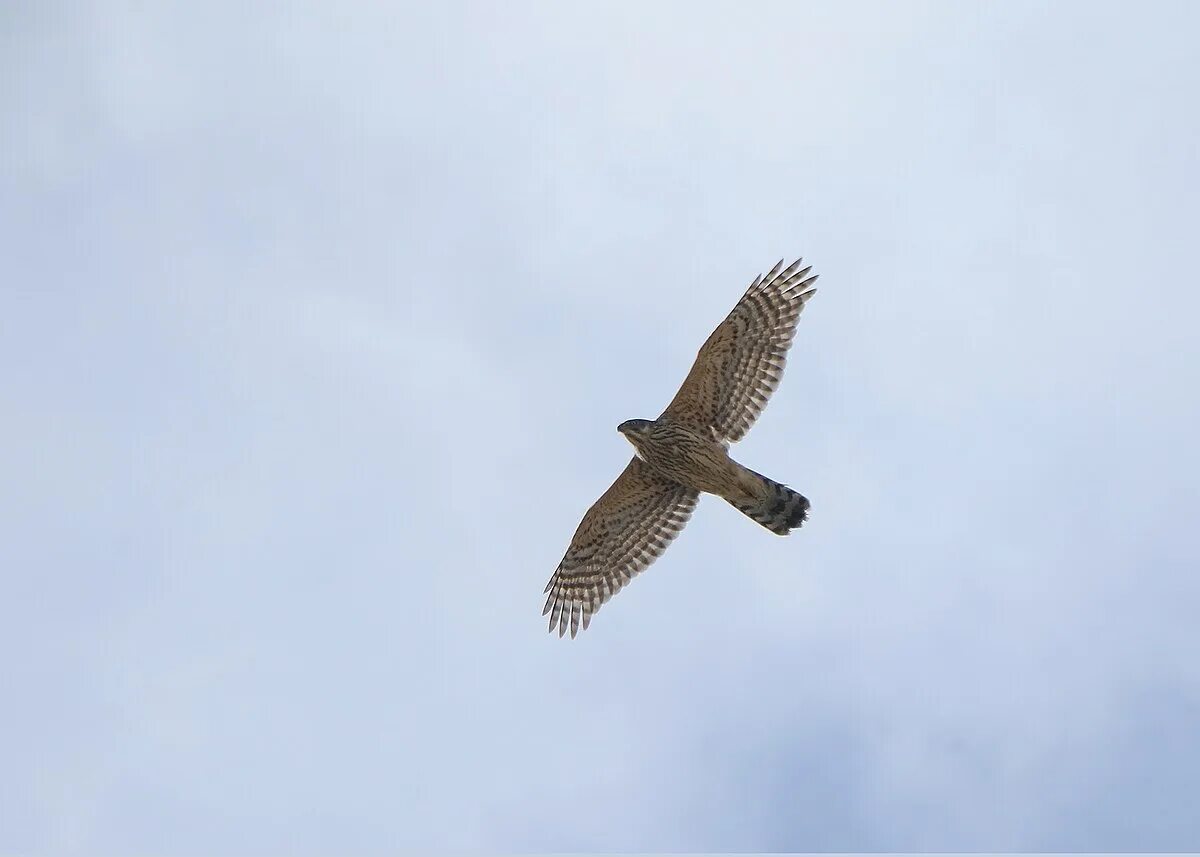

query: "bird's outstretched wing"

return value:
[660, 258, 818, 443]
[543, 457, 698, 638]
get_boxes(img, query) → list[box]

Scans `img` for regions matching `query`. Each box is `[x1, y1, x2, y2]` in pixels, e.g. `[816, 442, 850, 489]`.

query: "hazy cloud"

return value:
[3, 1, 1199, 851]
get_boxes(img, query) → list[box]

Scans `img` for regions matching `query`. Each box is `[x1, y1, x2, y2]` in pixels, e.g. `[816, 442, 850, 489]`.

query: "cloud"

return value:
[3, 0, 1199, 851]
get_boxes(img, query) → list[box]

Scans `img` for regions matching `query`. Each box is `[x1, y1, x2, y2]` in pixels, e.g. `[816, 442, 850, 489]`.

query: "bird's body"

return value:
[544, 258, 820, 637]
[619, 418, 743, 498]
[620, 416, 810, 535]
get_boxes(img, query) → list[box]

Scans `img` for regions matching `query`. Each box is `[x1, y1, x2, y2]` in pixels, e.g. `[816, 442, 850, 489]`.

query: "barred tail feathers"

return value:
[727, 468, 809, 535]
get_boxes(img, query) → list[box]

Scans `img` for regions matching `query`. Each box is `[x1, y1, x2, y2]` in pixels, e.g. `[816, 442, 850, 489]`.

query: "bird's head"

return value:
[617, 418, 654, 441]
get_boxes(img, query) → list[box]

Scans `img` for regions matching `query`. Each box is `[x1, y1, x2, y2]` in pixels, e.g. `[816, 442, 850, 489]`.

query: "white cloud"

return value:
[3, 0, 1199, 851]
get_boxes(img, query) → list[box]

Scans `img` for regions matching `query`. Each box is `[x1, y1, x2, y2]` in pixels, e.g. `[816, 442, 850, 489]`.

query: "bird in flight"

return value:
[543, 258, 819, 637]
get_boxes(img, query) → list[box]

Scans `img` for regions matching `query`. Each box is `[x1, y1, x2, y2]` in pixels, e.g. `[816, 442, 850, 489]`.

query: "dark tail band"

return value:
[728, 473, 810, 535]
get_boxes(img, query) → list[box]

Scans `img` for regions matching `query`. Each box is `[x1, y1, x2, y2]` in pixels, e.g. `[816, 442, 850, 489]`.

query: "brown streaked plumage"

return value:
[544, 258, 819, 637]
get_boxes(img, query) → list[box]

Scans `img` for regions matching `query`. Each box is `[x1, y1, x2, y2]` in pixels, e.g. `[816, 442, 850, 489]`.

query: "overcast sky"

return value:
[4, 1, 1200, 852]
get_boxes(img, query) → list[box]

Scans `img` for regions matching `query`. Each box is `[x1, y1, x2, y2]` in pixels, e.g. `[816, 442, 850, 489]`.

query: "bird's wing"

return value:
[543, 457, 698, 638]
[660, 258, 818, 443]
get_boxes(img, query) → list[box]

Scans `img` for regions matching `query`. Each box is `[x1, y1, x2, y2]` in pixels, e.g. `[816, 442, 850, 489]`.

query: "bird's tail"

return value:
[726, 468, 810, 535]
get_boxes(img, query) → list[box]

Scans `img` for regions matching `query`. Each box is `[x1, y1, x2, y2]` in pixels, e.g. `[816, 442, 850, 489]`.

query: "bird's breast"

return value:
[638, 425, 734, 494]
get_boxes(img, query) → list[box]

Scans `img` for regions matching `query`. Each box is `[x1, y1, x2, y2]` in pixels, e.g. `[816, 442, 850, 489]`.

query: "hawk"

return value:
[543, 258, 820, 637]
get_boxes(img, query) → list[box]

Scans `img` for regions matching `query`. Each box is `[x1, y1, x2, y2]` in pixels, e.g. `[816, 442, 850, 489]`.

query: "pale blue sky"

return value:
[3, 1, 1200, 852]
